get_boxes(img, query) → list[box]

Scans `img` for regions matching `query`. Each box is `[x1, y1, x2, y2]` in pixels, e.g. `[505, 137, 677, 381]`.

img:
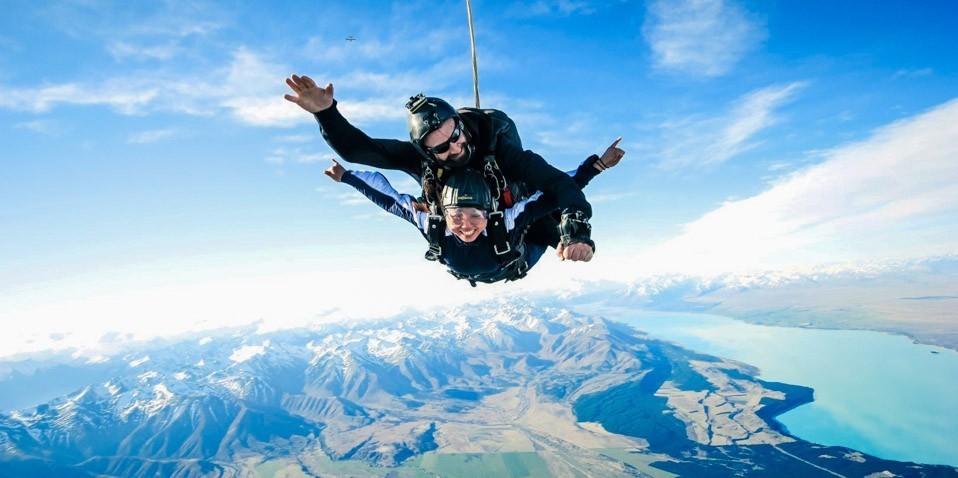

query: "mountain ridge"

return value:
[1, 300, 954, 477]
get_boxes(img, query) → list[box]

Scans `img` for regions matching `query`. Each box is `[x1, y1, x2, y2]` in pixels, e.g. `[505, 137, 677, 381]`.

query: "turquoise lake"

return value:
[603, 311, 958, 468]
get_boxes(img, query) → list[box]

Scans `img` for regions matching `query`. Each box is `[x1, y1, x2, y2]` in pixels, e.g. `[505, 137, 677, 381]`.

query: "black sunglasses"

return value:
[424, 119, 463, 156]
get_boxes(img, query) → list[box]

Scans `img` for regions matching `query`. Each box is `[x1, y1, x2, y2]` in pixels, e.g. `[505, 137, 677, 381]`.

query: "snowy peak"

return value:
[2, 298, 945, 477]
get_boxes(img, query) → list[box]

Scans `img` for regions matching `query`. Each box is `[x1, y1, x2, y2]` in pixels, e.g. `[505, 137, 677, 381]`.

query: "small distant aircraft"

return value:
[346, 36, 356, 42]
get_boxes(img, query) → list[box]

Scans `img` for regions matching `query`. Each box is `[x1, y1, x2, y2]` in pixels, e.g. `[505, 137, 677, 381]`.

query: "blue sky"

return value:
[2, 0, 957, 356]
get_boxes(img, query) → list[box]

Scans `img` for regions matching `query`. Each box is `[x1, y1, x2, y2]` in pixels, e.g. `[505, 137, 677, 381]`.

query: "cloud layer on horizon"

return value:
[632, 98, 958, 275]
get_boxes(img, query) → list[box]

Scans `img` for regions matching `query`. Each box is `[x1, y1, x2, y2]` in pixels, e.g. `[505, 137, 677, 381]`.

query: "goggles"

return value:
[424, 119, 463, 157]
[444, 207, 488, 224]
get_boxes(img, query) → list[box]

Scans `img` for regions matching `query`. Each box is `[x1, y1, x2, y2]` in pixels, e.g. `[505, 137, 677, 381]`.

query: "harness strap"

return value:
[502, 187, 514, 208]
[445, 246, 529, 286]
[486, 211, 511, 256]
[445, 219, 532, 286]
[419, 110, 526, 270]
[424, 214, 445, 261]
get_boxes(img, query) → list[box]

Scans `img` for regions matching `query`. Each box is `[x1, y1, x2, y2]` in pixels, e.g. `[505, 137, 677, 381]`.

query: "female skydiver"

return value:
[323, 139, 624, 285]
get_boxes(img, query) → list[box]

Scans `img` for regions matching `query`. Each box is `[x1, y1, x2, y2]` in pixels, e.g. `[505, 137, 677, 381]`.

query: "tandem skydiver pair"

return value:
[284, 75, 624, 286]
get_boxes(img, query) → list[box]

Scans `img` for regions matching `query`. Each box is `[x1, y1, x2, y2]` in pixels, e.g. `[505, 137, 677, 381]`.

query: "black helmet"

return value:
[406, 93, 473, 166]
[441, 169, 493, 211]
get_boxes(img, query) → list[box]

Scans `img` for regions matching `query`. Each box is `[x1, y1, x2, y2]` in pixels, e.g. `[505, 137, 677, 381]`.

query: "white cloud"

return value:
[303, 11, 464, 65]
[225, 95, 305, 127]
[0, 48, 308, 127]
[43, 0, 224, 43]
[220, 48, 444, 126]
[587, 191, 642, 204]
[535, 117, 593, 150]
[506, 0, 596, 17]
[305, 36, 393, 64]
[0, 82, 158, 114]
[0, 252, 488, 358]
[107, 40, 181, 61]
[14, 120, 64, 136]
[634, 98, 958, 275]
[892, 68, 934, 80]
[1, 4, 469, 130]
[643, 0, 766, 77]
[128, 129, 176, 144]
[265, 146, 336, 165]
[334, 191, 377, 207]
[273, 134, 314, 143]
[657, 82, 805, 169]
[336, 97, 409, 124]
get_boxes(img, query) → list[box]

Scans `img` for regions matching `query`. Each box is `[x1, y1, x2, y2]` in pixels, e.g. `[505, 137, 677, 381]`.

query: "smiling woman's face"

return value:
[444, 207, 488, 242]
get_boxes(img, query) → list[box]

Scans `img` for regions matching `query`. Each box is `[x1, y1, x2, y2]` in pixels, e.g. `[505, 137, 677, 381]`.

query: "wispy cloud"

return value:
[107, 40, 181, 61]
[535, 117, 594, 150]
[0, 43, 428, 128]
[332, 191, 376, 207]
[0, 48, 306, 126]
[893, 68, 934, 80]
[128, 129, 176, 144]
[656, 82, 805, 170]
[643, 0, 766, 77]
[43, 0, 225, 43]
[506, 0, 597, 17]
[634, 97, 958, 275]
[272, 134, 314, 143]
[2, 1, 473, 130]
[14, 120, 65, 136]
[587, 191, 642, 204]
[304, 27, 458, 65]
[0, 82, 158, 114]
[265, 147, 333, 165]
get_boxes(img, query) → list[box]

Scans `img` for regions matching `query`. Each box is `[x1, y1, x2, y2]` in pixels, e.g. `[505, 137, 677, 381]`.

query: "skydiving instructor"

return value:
[283, 74, 598, 262]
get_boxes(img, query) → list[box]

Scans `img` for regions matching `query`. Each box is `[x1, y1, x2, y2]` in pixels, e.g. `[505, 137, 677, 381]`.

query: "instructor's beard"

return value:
[440, 127, 474, 168]
[442, 142, 474, 168]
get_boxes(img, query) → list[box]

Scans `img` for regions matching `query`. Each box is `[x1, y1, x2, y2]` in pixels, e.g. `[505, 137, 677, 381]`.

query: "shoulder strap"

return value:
[481, 157, 506, 210]
[421, 161, 447, 261]
[457, 107, 521, 210]
[424, 214, 445, 261]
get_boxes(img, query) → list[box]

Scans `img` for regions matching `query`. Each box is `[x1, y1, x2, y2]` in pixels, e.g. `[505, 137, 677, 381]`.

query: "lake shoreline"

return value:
[609, 311, 958, 469]
[714, 309, 958, 353]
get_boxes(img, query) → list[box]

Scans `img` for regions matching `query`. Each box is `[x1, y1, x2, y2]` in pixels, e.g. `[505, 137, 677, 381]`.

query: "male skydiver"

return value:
[284, 74, 597, 262]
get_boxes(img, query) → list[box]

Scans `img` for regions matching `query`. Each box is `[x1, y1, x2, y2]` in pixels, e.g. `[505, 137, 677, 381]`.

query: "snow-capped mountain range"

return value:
[3, 299, 953, 477]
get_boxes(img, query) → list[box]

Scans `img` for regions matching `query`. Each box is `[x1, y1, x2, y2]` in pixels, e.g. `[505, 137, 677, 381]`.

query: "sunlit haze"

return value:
[2, 0, 957, 357]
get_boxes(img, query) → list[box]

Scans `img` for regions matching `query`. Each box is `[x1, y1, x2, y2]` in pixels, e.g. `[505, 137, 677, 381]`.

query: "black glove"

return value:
[558, 209, 595, 252]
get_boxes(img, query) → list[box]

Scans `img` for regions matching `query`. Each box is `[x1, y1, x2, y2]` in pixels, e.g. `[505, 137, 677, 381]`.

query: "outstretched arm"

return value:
[497, 143, 593, 218]
[571, 137, 626, 189]
[284, 74, 422, 178]
[549, 137, 625, 262]
[326, 160, 425, 230]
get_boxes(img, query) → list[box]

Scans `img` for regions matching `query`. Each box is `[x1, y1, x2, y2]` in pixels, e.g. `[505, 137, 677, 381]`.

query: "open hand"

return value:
[284, 75, 334, 113]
